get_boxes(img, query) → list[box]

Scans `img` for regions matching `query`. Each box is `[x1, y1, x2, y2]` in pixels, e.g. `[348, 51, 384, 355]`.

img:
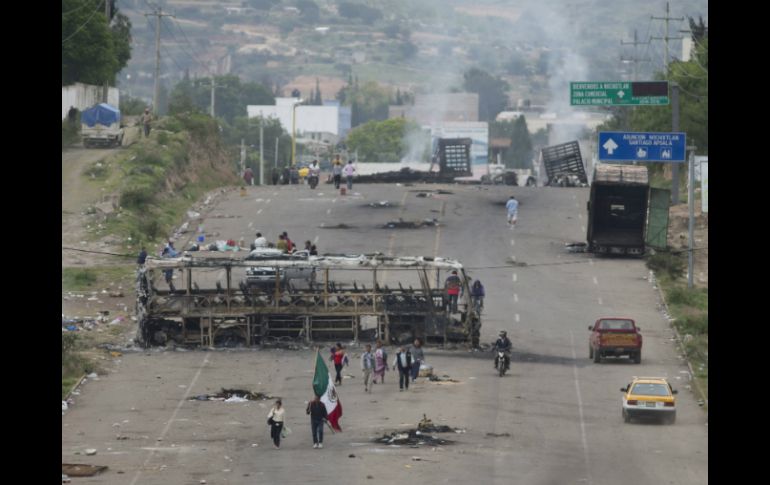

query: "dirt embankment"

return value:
[667, 203, 708, 287]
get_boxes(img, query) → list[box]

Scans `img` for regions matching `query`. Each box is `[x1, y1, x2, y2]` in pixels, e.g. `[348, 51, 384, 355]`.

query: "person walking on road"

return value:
[267, 399, 285, 449]
[243, 167, 254, 186]
[306, 395, 327, 448]
[331, 343, 347, 385]
[361, 344, 375, 392]
[445, 270, 462, 313]
[409, 339, 424, 383]
[342, 160, 356, 191]
[393, 346, 413, 391]
[332, 159, 343, 189]
[372, 340, 388, 384]
[506, 196, 519, 228]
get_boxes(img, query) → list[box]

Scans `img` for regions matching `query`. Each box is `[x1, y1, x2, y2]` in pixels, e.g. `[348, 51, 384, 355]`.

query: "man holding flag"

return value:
[313, 350, 343, 434]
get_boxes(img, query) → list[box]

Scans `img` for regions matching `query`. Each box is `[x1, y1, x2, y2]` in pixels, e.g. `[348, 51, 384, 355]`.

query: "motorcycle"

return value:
[495, 350, 510, 377]
[308, 174, 319, 189]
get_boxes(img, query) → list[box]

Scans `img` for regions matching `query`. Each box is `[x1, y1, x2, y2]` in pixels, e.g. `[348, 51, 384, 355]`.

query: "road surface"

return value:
[62, 182, 708, 484]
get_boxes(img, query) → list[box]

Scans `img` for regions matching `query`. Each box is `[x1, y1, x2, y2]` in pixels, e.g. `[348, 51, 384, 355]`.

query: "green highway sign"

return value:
[570, 81, 669, 106]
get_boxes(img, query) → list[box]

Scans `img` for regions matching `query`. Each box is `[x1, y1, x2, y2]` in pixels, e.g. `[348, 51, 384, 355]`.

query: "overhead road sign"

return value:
[571, 81, 669, 106]
[598, 132, 686, 162]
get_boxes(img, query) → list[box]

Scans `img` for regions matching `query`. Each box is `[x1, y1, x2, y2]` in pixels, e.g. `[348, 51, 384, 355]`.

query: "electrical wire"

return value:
[62, 0, 105, 44]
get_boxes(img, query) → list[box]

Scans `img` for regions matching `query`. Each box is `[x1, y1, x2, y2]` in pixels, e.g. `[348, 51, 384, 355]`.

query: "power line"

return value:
[62, 0, 93, 16]
[62, 0, 105, 44]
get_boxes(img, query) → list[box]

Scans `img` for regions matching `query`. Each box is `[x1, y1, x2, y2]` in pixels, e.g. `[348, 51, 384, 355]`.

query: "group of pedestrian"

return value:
[443, 271, 485, 315]
[252, 231, 318, 255]
[330, 156, 357, 191]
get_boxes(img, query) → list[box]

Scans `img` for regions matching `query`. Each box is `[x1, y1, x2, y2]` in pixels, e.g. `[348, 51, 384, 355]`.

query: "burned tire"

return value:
[593, 349, 601, 363]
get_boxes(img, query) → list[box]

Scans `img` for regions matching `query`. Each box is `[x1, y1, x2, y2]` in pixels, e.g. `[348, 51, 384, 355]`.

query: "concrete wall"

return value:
[62, 83, 119, 119]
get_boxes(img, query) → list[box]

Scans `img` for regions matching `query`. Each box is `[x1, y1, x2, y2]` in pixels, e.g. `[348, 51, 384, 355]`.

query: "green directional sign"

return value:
[570, 81, 669, 106]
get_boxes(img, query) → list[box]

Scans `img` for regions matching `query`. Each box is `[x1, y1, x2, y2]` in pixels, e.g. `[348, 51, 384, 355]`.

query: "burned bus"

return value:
[136, 253, 481, 348]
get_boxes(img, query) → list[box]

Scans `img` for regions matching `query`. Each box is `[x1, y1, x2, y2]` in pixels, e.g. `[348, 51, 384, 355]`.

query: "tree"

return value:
[168, 75, 275, 123]
[314, 78, 323, 105]
[223, 116, 293, 168]
[490, 117, 533, 168]
[338, 81, 391, 127]
[295, 0, 320, 23]
[62, 0, 132, 86]
[463, 68, 510, 121]
[346, 118, 422, 164]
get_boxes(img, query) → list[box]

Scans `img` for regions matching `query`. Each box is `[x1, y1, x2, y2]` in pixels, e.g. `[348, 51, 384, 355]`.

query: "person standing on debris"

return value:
[304, 240, 318, 255]
[137, 247, 148, 266]
[372, 340, 388, 384]
[361, 344, 375, 392]
[393, 346, 413, 391]
[332, 159, 343, 189]
[254, 232, 268, 248]
[267, 399, 285, 449]
[445, 270, 462, 313]
[343, 160, 356, 190]
[506, 196, 519, 228]
[142, 108, 153, 138]
[470, 280, 485, 314]
[409, 339, 424, 383]
[331, 342, 347, 385]
[306, 395, 328, 449]
[243, 167, 254, 186]
[161, 245, 177, 292]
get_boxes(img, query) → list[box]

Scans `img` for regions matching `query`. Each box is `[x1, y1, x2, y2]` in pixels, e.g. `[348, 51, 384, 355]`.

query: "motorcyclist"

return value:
[308, 160, 321, 188]
[493, 330, 512, 370]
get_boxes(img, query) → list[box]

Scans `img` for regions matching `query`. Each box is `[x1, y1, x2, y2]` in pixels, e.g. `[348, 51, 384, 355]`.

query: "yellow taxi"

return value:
[620, 377, 677, 424]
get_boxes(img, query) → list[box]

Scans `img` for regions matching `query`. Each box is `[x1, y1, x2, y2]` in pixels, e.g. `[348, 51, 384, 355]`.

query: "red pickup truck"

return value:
[588, 317, 642, 364]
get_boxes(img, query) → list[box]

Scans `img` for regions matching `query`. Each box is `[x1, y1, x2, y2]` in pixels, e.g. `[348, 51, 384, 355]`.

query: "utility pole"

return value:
[620, 30, 651, 81]
[687, 144, 696, 289]
[145, 8, 174, 115]
[210, 77, 216, 117]
[103, 0, 112, 103]
[259, 118, 264, 185]
[240, 139, 246, 176]
[274, 137, 280, 169]
[671, 84, 680, 204]
[651, 2, 684, 77]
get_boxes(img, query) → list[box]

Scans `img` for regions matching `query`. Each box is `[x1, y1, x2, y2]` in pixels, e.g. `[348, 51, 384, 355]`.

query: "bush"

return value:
[646, 252, 685, 279]
[62, 268, 97, 290]
[121, 186, 156, 210]
[138, 217, 163, 240]
[676, 313, 708, 336]
[62, 120, 80, 148]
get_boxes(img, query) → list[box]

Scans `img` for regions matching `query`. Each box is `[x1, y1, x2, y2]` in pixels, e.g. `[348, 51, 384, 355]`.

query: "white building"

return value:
[247, 98, 352, 143]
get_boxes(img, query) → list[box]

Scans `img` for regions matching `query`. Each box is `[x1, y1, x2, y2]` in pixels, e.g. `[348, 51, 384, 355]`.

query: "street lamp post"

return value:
[291, 99, 303, 166]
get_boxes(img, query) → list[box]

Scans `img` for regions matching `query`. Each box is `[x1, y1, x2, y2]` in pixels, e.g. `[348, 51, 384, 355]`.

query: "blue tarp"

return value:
[81, 103, 121, 127]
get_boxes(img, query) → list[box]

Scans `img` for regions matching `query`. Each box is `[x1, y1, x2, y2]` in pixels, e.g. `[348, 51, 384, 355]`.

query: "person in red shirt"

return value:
[282, 231, 295, 253]
[330, 342, 347, 385]
[445, 270, 462, 313]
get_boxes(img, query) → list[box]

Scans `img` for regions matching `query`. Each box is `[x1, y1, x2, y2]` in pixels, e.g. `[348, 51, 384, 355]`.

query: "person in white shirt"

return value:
[342, 160, 356, 190]
[267, 399, 286, 449]
[253, 232, 267, 248]
[505, 196, 519, 228]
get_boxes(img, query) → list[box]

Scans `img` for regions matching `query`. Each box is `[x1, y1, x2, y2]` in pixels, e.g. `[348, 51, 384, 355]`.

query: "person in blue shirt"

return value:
[161, 245, 177, 292]
[470, 280, 485, 314]
[505, 196, 519, 228]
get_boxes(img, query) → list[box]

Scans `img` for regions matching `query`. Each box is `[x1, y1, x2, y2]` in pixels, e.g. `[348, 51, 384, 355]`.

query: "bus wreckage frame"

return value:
[136, 254, 481, 348]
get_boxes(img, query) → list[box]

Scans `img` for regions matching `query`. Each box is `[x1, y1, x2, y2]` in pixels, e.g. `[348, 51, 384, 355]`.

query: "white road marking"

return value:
[257, 209, 263, 215]
[598, 297, 603, 305]
[130, 354, 210, 485]
[578, 213, 583, 220]
[515, 313, 520, 322]
[592, 276, 598, 285]
[510, 239, 515, 246]
[326, 208, 332, 215]
[581, 225, 586, 232]
[512, 273, 517, 282]
[514, 294, 518, 303]
[313, 236, 319, 244]
[570, 331, 592, 484]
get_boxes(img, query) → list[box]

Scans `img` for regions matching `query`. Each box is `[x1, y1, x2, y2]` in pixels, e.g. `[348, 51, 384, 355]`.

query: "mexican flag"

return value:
[313, 351, 342, 431]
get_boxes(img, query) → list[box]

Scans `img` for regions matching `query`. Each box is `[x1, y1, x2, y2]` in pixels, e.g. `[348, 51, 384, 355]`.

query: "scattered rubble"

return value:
[384, 218, 440, 229]
[485, 432, 511, 438]
[373, 430, 455, 447]
[189, 389, 276, 402]
[565, 242, 587, 253]
[62, 465, 108, 478]
[427, 375, 459, 383]
[319, 223, 355, 229]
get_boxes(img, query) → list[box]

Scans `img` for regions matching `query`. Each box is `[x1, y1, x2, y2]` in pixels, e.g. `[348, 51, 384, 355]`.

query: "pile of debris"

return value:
[62, 312, 130, 332]
[373, 415, 461, 447]
[384, 218, 440, 229]
[354, 168, 457, 184]
[189, 389, 276, 402]
[367, 201, 392, 208]
[427, 375, 459, 383]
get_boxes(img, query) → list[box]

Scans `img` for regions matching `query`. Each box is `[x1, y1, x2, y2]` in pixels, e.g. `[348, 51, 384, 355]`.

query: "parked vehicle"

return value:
[540, 141, 588, 187]
[589, 317, 642, 364]
[620, 377, 677, 424]
[244, 249, 316, 288]
[81, 103, 124, 148]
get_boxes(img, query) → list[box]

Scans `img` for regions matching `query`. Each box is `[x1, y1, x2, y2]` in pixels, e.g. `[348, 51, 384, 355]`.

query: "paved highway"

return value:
[62, 182, 707, 484]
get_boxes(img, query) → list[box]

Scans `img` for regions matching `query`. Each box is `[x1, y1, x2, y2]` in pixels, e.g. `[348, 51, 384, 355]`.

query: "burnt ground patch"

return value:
[188, 388, 277, 401]
[373, 429, 457, 447]
[383, 218, 440, 229]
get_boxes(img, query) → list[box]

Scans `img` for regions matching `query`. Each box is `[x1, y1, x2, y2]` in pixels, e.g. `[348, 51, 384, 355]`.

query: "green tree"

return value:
[223, 116, 293, 170]
[168, 75, 275, 123]
[62, 0, 131, 86]
[490, 117, 533, 168]
[338, 81, 391, 127]
[346, 118, 422, 163]
[463, 68, 510, 121]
